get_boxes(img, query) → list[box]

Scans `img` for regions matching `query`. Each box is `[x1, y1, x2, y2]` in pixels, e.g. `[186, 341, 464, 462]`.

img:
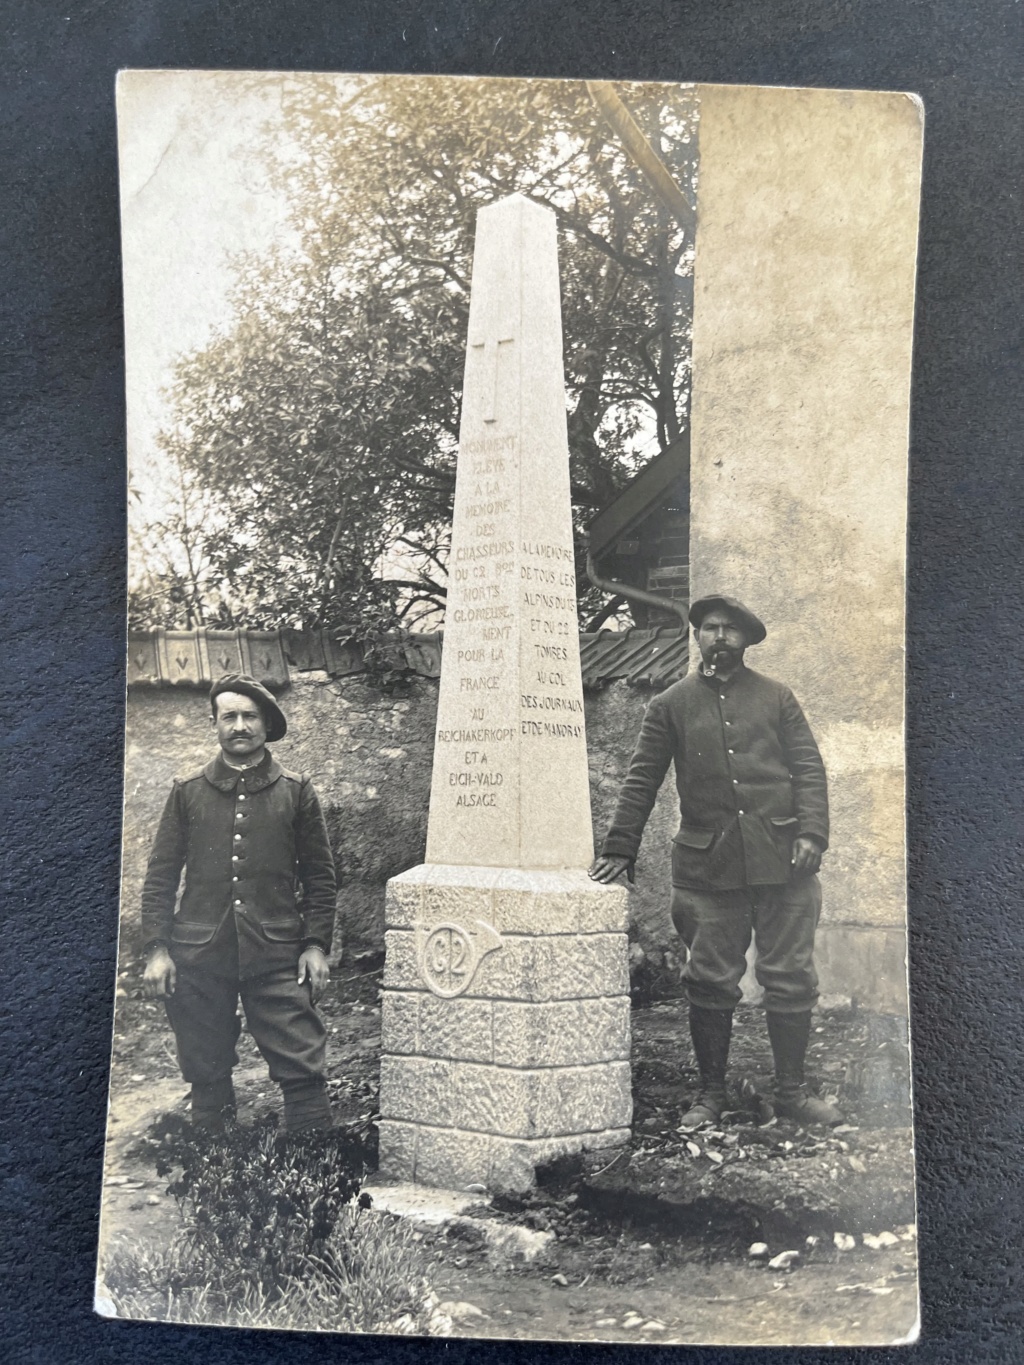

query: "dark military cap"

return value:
[209, 673, 287, 742]
[688, 595, 767, 646]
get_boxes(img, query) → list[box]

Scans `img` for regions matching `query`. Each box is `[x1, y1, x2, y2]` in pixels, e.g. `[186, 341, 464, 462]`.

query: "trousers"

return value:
[165, 964, 328, 1088]
[670, 875, 821, 1013]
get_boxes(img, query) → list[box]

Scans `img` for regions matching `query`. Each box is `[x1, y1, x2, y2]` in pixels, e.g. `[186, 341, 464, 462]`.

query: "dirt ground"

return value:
[98, 965, 919, 1346]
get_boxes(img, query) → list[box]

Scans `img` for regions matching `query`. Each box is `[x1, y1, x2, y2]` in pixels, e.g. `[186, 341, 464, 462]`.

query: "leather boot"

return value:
[191, 1076, 236, 1133]
[679, 1006, 733, 1130]
[281, 1078, 333, 1134]
[768, 1010, 844, 1126]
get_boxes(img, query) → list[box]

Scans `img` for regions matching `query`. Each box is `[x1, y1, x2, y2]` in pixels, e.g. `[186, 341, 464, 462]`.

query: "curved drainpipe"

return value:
[585, 550, 690, 631]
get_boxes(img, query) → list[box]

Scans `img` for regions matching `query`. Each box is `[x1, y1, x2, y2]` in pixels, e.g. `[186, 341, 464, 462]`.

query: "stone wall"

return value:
[119, 675, 682, 978]
[121, 662, 907, 1010]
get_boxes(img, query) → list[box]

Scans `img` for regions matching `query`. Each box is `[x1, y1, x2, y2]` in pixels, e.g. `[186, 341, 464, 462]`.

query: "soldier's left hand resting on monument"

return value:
[588, 855, 635, 885]
[791, 835, 824, 876]
[297, 946, 330, 1003]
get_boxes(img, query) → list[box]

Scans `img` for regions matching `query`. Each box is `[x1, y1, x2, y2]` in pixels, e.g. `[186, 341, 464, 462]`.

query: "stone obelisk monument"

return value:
[378, 195, 631, 1192]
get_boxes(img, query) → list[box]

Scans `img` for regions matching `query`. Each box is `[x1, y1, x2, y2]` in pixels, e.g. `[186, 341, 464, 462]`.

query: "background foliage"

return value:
[130, 76, 698, 633]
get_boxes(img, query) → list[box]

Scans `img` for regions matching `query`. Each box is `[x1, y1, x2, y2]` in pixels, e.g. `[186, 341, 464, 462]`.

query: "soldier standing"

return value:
[141, 674, 337, 1133]
[590, 596, 842, 1129]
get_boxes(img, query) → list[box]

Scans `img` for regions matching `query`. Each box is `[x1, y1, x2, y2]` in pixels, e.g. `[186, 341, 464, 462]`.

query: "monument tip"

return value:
[478, 191, 554, 221]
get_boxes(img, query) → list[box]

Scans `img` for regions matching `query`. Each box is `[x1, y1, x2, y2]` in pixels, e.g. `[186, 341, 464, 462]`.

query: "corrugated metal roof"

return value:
[127, 626, 686, 691]
[579, 627, 688, 690]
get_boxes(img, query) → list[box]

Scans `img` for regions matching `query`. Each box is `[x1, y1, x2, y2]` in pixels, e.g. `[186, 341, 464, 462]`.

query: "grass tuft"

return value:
[104, 1114, 441, 1333]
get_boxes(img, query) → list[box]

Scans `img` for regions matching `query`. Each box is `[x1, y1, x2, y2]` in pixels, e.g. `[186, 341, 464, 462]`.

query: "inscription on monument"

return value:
[382, 196, 626, 1194]
[425, 193, 594, 868]
[431, 351, 520, 830]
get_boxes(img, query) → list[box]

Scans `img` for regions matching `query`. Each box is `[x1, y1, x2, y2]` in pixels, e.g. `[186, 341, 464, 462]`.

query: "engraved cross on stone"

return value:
[469, 330, 515, 423]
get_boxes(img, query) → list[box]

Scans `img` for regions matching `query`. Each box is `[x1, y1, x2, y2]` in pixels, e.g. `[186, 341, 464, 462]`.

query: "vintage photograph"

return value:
[97, 70, 922, 1345]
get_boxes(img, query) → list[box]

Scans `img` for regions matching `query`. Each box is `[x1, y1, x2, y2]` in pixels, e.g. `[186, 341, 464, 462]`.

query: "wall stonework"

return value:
[120, 675, 680, 974]
[122, 659, 909, 1009]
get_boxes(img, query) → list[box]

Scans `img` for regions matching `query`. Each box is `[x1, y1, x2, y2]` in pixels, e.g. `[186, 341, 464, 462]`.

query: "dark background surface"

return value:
[2, 1, 1021, 1361]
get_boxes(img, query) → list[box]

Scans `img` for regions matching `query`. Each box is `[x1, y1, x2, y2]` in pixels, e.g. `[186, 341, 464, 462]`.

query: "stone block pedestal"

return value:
[378, 864, 632, 1191]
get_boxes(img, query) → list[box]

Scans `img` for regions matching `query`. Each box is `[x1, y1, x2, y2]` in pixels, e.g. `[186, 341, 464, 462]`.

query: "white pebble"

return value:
[834, 1232, 857, 1251]
[748, 1242, 769, 1259]
[768, 1250, 801, 1271]
[438, 1301, 484, 1320]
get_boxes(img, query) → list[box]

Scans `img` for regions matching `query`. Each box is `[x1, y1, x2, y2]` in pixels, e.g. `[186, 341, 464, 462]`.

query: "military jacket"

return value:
[602, 665, 829, 889]
[141, 751, 337, 978]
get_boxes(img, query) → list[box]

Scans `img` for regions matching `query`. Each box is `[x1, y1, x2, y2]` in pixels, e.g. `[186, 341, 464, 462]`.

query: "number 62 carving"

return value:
[416, 920, 503, 998]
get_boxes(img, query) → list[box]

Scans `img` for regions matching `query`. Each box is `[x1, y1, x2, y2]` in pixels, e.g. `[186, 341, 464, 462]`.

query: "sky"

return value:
[117, 70, 316, 529]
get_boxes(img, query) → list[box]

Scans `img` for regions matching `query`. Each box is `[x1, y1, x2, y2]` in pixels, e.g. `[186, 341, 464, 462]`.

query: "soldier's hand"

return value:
[298, 946, 330, 1004]
[143, 945, 176, 998]
[791, 835, 823, 876]
[588, 855, 635, 885]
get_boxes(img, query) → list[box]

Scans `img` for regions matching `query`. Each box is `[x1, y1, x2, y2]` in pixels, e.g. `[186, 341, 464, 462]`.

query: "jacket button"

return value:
[232, 855, 239, 861]
[728, 748, 734, 754]
[234, 899, 242, 906]
[238, 794, 246, 801]
[732, 779, 738, 784]
[232, 876, 238, 882]
[738, 809, 745, 815]
[234, 833, 242, 841]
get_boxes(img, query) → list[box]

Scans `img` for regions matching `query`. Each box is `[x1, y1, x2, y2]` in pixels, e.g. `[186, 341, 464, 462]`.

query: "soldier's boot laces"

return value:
[679, 1005, 733, 1131]
[768, 1009, 844, 1127]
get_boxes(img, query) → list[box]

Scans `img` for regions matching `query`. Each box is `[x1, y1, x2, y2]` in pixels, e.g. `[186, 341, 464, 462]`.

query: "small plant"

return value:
[104, 1115, 439, 1333]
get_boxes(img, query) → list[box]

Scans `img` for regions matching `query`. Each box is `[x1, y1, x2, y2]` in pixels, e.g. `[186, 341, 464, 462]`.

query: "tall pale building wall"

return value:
[688, 85, 923, 1012]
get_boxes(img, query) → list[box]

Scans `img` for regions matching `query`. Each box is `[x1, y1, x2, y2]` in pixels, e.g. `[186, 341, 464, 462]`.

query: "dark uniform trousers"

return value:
[164, 914, 327, 1089]
[141, 752, 337, 1117]
[671, 875, 822, 1014]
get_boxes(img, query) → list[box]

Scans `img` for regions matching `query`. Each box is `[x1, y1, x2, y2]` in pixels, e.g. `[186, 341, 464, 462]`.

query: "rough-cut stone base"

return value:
[379, 1119, 631, 1192]
[379, 864, 631, 1191]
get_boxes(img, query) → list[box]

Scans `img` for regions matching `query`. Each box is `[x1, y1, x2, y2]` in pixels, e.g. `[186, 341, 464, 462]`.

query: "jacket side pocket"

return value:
[671, 825, 715, 884]
[170, 921, 218, 945]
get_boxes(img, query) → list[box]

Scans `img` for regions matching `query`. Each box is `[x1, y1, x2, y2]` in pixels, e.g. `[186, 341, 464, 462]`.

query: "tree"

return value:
[136, 76, 698, 632]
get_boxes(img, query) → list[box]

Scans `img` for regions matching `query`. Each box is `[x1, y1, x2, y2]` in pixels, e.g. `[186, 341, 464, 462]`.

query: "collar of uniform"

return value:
[697, 661, 747, 690]
[205, 750, 282, 792]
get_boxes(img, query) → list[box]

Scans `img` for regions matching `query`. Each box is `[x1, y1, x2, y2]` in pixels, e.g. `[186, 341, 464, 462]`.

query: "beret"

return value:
[209, 673, 287, 742]
[687, 595, 767, 645]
